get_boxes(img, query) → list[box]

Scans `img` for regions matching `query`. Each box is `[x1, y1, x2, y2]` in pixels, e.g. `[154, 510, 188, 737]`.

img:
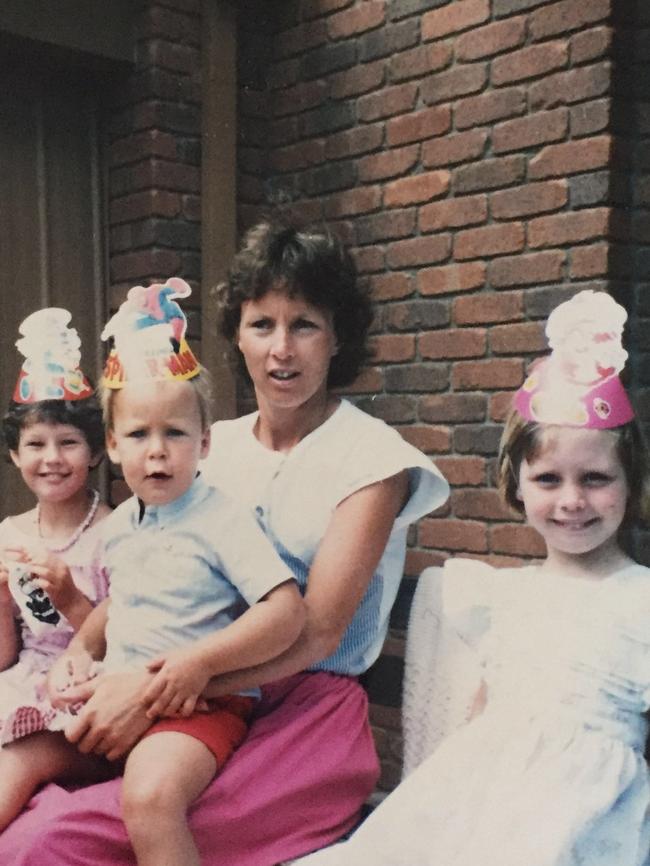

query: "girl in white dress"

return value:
[297, 290, 650, 866]
[0, 309, 111, 747]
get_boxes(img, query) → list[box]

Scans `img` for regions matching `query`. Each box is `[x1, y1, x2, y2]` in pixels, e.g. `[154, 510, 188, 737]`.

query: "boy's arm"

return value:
[143, 579, 304, 718]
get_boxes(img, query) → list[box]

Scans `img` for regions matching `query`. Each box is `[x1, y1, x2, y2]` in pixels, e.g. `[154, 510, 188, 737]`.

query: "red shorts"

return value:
[143, 695, 255, 769]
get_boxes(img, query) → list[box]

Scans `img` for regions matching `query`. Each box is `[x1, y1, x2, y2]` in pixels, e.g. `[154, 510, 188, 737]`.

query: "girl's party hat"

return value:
[513, 290, 635, 429]
[13, 308, 94, 404]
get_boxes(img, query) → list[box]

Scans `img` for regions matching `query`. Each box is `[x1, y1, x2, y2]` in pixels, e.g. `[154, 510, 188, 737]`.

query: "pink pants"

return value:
[0, 672, 379, 866]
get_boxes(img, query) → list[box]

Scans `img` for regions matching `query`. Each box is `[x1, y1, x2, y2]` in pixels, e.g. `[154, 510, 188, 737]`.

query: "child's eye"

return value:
[127, 429, 146, 439]
[166, 428, 186, 437]
[583, 472, 613, 486]
[24, 440, 43, 449]
[61, 438, 82, 447]
[534, 472, 560, 486]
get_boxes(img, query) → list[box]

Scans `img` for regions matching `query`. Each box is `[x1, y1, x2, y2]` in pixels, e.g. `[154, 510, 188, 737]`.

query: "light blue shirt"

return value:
[102, 476, 294, 691]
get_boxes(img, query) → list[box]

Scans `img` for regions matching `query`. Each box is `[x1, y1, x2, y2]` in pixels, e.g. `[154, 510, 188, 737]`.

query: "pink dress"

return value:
[0, 517, 108, 744]
[0, 404, 449, 866]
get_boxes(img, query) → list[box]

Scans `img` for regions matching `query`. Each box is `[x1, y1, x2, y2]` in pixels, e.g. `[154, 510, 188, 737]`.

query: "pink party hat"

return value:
[13, 308, 94, 404]
[513, 290, 635, 429]
[101, 278, 200, 389]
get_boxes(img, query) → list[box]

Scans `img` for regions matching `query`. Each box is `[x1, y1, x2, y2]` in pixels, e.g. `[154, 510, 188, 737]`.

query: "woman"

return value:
[0, 222, 449, 865]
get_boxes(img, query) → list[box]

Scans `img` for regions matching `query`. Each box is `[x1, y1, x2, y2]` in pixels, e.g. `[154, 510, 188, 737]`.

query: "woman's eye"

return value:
[251, 318, 272, 330]
[293, 318, 318, 331]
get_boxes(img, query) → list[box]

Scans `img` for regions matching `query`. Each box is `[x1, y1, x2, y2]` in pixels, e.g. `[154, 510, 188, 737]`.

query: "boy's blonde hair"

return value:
[497, 408, 650, 527]
[100, 367, 213, 432]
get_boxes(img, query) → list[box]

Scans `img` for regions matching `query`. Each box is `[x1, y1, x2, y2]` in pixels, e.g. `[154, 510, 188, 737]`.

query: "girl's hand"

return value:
[48, 649, 96, 706]
[0, 562, 12, 605]
[24, 553, 82, 616]
[143, 647, 211, 719]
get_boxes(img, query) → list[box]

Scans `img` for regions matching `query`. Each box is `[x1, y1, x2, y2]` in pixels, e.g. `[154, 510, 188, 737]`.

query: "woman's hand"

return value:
[144, 646, 211, 718]
[63, 670, 155, 761]
[48, 649, 97, 704]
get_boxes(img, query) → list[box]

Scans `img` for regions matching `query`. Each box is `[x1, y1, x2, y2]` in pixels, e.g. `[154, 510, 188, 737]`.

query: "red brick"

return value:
[490, 180, 568, 219]
[455, 87, 526, 130]
[273, 80, 327, 118]
[404, 548, 447, 577]
[327, 1, 386, 38]
[434, 456, 486, 486]
[419, 518, 488, 552]
[417, 262, 486, 296]
[386, 235, 452, 268]
[452, 488, 513, 521]
[358, 83, 418, 122]
[357, 210, 417, 244]
[454, 223, 525, 259]
[420, 393, 487, 423]
[111, 248, 182, 282]
[454, 291, 523, 325]
[491, 524, 546, 557]
[452, 358, 524, 390]
[144, 39, 197, 75]
[489, 251, 566, 287]
[351, 245, 385, 273]
[387, 106, 451, 146]
[371, 333, 416, 362]
[275, 20, 328, 58]
[492, 40, 568, 86]
[570, 25, 612, 64]
[456, 17, 526, 61]
[182, 194, 200, 222]
[358, 146, 419, 183]
[422, 0, 490, 40]
[337, 366, 384, 394]
[420, 328, 487, 359]
[389, 43, 452, 82]
[145, 6, 200, 44]
[492, 109, 568, 154]
[422, 129, 488, 168]
[490, 322, 547, 355]
[330, 60, 385, 99]
[570, 243, 608, 278]
[454, 156, 526, 194]
[570, 99, 610, 137]
[369, 272, 415, 301]
[270, 140, 325, 173]
[419, 195, 487, 232]
[421, 64, 488, 105]
[357, 395, 417, 424]
[385, 171, 450, 208]
[110, 190, 182, 224]
[303, 0, 353, 19]
[528, 208, 609, 248]
[529, 63, 611, 111]
[529, 135, 612, 180]
[111, 131, 178, 166]
[529, 0, 612, 41]
[396, 425, 451, 454]
[326, 124, 384, 160]
[490, 390, 517, 422]
[323, 186, 382, 219]
[266, 58, 300, 90]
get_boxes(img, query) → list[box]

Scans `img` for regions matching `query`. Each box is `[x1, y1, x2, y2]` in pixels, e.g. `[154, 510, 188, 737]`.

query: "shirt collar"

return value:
[132, 474, 208, 529]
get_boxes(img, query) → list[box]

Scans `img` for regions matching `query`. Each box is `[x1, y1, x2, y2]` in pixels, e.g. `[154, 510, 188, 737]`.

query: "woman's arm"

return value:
[204, 469, 409, 697]
[142, 580, 305, 717]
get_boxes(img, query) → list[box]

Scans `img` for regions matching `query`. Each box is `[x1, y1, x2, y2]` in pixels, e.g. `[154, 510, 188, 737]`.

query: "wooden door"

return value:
[0, 64, 106, 517]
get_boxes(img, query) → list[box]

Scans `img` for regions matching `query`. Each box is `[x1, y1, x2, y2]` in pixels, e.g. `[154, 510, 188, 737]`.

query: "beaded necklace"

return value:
[36, 489, 100, 554]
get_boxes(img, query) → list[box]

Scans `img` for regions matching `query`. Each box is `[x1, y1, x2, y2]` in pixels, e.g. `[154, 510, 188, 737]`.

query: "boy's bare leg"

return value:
[122, 731, 217, 866]
[0, 731, 111, 831]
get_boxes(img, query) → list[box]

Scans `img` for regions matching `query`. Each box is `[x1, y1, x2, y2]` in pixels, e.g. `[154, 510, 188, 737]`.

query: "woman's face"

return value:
[237, 289, 338, 412]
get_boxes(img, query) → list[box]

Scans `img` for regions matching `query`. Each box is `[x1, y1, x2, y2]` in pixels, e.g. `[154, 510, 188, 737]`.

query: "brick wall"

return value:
[104, 0, 203, 502]
[237, 0, 649, 791]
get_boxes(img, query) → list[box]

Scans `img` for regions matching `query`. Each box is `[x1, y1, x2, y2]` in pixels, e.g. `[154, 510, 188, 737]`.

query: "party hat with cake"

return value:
[513, 290, 635, 429]
[101, 277, 200, 388]
[13, 308, 94, 404]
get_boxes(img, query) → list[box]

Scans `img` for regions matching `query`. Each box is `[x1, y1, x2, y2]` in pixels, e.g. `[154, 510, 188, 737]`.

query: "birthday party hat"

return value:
[513, 290, 635, 429]
[101, 277, 200, 389]
[13, 308, 94, 404]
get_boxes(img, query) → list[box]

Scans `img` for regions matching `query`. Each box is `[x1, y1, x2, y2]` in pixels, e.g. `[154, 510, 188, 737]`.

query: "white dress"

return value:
[298, 559, 650, 866]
